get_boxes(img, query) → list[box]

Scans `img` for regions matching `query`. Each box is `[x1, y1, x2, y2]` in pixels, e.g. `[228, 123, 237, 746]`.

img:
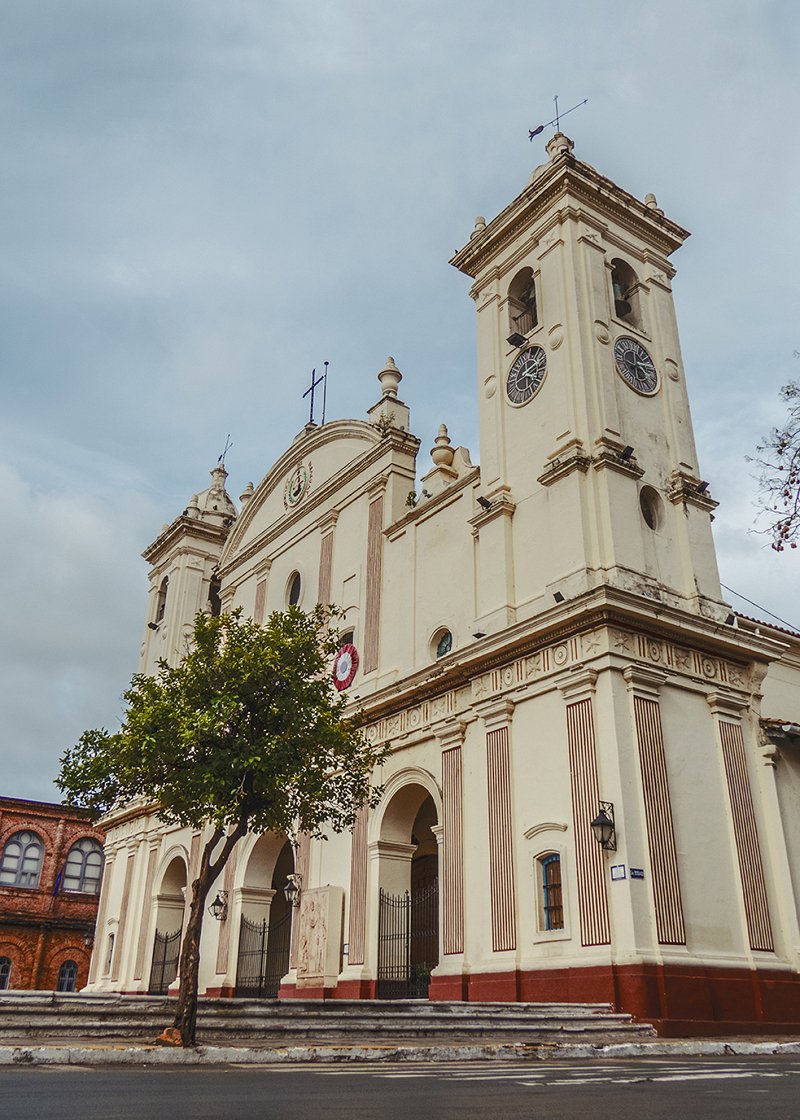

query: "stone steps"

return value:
[0, 992, 654, 1043]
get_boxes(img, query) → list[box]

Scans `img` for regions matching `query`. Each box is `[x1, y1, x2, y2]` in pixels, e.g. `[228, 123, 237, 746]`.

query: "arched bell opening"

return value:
[507, 266, 538, 339]
[234, 834, 294, 997]
[376, 783, 440, 999]
[610, 257, 643, 330]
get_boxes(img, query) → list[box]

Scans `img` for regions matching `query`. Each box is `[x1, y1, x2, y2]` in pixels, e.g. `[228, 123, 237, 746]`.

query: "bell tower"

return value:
[451, 133, 724, 623]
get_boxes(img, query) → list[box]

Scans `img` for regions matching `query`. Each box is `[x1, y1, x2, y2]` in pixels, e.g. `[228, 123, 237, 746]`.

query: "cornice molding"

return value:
[451, 156, 688, 281]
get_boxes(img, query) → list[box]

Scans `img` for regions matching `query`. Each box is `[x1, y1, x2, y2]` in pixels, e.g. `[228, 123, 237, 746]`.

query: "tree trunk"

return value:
[169, 820, 248, 1047]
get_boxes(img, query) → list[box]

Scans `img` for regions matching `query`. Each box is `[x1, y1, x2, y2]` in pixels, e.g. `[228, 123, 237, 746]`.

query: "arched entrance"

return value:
[148, 854, 187, 994]
[376, 784, 440, 999]
[235, 835, 294, 997]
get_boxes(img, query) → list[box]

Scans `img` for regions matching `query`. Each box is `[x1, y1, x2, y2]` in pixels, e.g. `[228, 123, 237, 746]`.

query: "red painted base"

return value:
[330, 978, 378, 1000]
[203, 986, 235, 998]
[430, 962, 800, 1036]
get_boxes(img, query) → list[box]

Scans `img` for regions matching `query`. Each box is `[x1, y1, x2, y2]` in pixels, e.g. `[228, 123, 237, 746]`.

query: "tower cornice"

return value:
[450, 154, 689, 279]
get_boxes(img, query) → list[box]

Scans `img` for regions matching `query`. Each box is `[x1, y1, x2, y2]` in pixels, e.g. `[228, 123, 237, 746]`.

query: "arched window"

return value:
[435, 630, 453, 659]
[155, 576, 169, 624]
[56, 960, 78, 992]
[508, 267, 538, 338]
[610, 258, 642, 329]
[0, 830, 44, 888]
[0, 957, 11, 990]
[538, 853, 564, 931]
[62, 838, 104, 895]
[287, 572, 302, 607]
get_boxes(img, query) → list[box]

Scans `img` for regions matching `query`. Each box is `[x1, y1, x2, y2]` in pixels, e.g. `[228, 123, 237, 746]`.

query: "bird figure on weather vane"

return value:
[529, 95, 588, 141]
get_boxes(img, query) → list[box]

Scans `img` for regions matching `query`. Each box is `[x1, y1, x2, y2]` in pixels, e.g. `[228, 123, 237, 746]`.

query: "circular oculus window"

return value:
[332, 643, 359, 691]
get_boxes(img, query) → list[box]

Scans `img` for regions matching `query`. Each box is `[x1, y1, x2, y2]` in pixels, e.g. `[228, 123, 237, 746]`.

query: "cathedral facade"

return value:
[87, 133, 800, 1034]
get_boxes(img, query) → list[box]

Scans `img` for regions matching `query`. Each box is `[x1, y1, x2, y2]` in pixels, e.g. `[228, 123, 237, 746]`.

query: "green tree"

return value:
[754, 378, 800, 551]
[57, 607, 384, 1047]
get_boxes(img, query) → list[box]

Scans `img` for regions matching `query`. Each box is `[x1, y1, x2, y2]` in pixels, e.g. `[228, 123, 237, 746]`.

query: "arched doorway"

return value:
[235, 835, 294, 997]
[148, 855, 187, 994]
[376, 784, 440, 999]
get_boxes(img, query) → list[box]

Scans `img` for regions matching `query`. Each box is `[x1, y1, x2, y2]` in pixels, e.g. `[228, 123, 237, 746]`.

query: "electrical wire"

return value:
[720, 583, 799, 633]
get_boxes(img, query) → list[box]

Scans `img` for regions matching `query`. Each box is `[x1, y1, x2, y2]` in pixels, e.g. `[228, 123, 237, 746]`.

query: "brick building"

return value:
[0, 797, 105, 991]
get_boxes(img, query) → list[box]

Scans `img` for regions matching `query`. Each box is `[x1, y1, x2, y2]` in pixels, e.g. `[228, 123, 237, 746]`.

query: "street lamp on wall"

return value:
[208, 891, 228, 921]
[284, 873, 303, 907]
[590, 802, 617, 851]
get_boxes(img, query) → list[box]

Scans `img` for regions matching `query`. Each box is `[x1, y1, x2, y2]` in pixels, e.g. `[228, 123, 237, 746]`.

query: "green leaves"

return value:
[57, 606, 385, 836]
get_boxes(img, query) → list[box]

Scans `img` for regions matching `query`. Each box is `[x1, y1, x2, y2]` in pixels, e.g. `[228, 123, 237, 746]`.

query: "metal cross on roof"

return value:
[303, 367, 324, 425]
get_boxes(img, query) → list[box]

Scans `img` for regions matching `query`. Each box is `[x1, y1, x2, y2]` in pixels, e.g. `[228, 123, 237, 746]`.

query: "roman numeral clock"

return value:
[505, 345, 547, 406]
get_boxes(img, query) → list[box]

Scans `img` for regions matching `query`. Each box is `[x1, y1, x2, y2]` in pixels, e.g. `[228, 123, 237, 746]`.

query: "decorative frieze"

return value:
[364, 626, 751, 747]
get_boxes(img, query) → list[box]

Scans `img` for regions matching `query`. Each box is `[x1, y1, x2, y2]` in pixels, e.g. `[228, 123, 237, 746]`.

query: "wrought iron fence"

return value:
[377, 880, 439, 999]
[235, 911, 292, 998]
[148, 928, 181, 995]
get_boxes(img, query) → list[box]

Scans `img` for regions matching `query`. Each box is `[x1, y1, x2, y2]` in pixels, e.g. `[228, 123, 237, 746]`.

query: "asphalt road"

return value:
[2, 1056, 800, 1119]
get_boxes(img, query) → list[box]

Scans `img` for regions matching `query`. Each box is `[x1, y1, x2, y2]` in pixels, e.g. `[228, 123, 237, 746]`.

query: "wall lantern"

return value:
[208, 891, 228, 921]
[590, 802, 617, 851]
[284, 873, 303, 907]
[83, 932, 94, 949]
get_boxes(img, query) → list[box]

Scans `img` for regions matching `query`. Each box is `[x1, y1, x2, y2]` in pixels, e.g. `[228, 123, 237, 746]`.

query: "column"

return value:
[438, 723, 465, 955]
[481, 699, 517, 952]
[363, 480, 386, 674]
[624, 666, 686, 945]
[317, 511, 339, 607]
[252, 560, 272, 624]
[708, 692, 774, 953]
[347, 805, 369, 966]
[133, 840, 161, 981]
[558, 670, 611, 947]
[88, 851, 116, 985]
[214, 838, 240, 978]
[110, 846, 137, 983]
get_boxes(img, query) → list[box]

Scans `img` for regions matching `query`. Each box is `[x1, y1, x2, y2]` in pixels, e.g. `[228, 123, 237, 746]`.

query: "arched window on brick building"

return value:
[0, 830, 44, 888]
[56, 960, 78, 992]
[63, 837, 104, 895]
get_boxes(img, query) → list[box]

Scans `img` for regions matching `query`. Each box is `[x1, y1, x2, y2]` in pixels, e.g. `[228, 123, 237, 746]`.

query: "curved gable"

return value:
[222, 420, 381, 569]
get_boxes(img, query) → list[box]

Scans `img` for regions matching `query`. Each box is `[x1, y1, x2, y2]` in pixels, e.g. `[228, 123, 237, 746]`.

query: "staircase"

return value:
[0, 992, 655, 1046]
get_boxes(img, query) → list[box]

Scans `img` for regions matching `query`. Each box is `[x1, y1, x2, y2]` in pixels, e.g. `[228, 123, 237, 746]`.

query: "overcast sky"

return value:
[2, 0, 799, 802]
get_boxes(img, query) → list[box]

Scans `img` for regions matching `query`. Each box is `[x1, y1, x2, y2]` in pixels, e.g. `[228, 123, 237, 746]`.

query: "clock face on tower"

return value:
[614, 336, 659, 395]
[506, 345, 547, 406]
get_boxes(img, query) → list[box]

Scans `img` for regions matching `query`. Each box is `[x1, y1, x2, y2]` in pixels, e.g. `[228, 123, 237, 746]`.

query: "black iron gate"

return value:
[148, 928, 181, 995]
[235, 912, 292, 998]
[377, 880, 439, 999]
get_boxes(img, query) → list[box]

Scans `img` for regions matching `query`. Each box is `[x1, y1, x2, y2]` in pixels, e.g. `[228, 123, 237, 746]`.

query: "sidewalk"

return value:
[3, 1035, 800, 1066]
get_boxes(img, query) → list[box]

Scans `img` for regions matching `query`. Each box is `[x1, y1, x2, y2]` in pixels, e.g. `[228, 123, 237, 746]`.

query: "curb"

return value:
[3, 1039, 800, 1066]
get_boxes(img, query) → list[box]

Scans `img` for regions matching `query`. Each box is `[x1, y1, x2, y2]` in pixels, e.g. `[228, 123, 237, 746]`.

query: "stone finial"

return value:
[470, 215, 486, 240]
[186, 494, 200, 518]
[645, 192, 664, 216]
[430, 423, 455, 468]
[378, 356, 403, 399]
[546, 132, 574, 161]
[209, 463, 228, 496]
[239, 481, 254, 505]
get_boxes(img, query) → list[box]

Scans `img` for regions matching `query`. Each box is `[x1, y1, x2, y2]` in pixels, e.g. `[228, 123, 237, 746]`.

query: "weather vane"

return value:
[217, 434, 234, 464]
[529, 95, 588, 141]
[303, 362, 331, 425]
